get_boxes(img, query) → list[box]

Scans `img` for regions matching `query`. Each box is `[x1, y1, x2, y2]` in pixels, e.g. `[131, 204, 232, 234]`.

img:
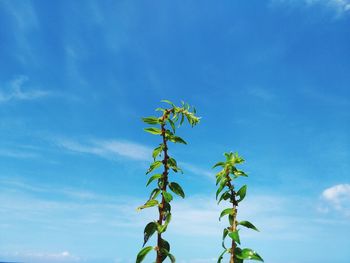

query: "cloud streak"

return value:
[272, 0, 350, 15]
[56, 138, 152, 161]
[0, 76, 50, 103]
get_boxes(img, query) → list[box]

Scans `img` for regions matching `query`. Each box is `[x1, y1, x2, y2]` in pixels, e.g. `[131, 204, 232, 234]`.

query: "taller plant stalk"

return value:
[136, 100, 200, 263]
[156, 109, 171, 263]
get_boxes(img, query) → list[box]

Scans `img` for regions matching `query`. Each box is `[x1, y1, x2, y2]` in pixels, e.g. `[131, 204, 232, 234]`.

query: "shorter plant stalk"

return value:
[226, 170, 238, 263]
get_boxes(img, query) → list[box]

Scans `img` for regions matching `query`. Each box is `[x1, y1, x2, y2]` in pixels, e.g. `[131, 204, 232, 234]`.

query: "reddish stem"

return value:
[156, 110, 171, 263]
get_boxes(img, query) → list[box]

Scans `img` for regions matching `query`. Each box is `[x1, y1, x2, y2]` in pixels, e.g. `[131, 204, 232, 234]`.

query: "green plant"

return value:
[136, 100, 200, 263]
[213, 152, 263, 263]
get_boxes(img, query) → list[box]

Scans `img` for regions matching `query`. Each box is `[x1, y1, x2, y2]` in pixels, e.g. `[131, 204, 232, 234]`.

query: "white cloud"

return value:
[272, 0, 350, 14]
[321, 184, 350, 216]
[1, 250, 80, 263]
[248, 87, 276, 101]
[0, 75, 50, 103]
[0, 148, 40, 159]
[56, 138, 152, 161]
[180, 162, 213, 179]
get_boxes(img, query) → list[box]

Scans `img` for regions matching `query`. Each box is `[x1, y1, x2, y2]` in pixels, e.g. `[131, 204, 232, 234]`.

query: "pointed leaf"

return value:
[163, 191, 173, 203]
[161, 99, 174, 106]
[238, 221, 259, 232]
[146, 174, 162, 187]
[144, 127, 162, 135]
[143, 222, 157, 246]
[136, 246, 153, 263]
[228, 230, 241, 244]
[213, 162, 225, 169]
[146, 161, 162, 174]
[236, 185, 247, 202]
[218, 191, 231, 204]
[160, 238, 170, 261]
[222, 228, 229, 249]
[149, 188, 161, 200]
[169, 182, 185, 198]
[168, 135, 187, 144]
[219, 208, 234, 221]
[236, 248, 263, 262]
[137, 199, 159, 211]
[168, 119, 176, 133]
[152, 145, 163, 160]
[217, 249, 228, 263]
[142, 117, 160, 125]
[216, 179, 227, 199]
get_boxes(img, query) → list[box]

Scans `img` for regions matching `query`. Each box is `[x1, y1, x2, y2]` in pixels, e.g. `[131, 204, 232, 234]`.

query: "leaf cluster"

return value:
[214, 152, 263, 263]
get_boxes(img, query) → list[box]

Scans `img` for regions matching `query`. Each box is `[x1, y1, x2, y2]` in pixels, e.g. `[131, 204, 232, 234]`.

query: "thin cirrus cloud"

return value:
[56, 138, 152, 161]
[272, 0, 350, 14]
[56, 138, 213, 179]
[1, 251, 80, 263]
[321, 184, 350, 216]
[0, 75, 50, 103]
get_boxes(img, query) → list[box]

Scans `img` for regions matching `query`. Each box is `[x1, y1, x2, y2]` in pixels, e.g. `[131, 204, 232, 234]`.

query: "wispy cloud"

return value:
[180, 162, 213, 179]
[0, 75, 50, 103]
[272, 0, 350, 15]
[0, 148, 40, 159]
[320, 184, 350, 216]
[248, 87, 276, 102]
[1, 251, 80, 263]
[56, 138, 152, 161]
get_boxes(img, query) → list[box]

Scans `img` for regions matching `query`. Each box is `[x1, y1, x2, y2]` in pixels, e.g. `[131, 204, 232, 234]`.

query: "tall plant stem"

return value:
[226, 171, 238, 263]
[156, 110, 171, 263]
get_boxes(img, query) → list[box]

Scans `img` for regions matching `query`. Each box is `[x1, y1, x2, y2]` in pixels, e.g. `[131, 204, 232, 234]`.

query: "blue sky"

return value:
[0, 0, 350, 262]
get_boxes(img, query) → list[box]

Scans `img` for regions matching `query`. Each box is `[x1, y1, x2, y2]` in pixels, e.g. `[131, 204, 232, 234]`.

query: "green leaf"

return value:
[136, 246, 153, 263]
[168, 119, 176, 133]
[238, 221, 259, 232]
[215, 171, 225, 185]
[168, 135, 187, 144]
[157, 212, 171, 233]
[146, 174, 162, 187]
[180, 114, 184, 125]
[222, 228, 229, 249]
[161, 99, 175, 106]
[146, 161, 162, 174]
[144, 127, 162, 135]
[160, 248, 176, 263]
[163, 202, 171, 213]
[163, 191, 173, 203]
[218, 191, 230, 204]
[216, 179, 227, 199]
[152, 145, 163, 160]
[228, 230, 241, 244]
[217, 249, 228, 263]
[142, 117, 160, 125]
[219, 208, 235, 221]
[169, 182, 185, 198]
[236, 248, 264, 262]
[167, 158, 183, 173]
[233, 169, 248, 177]
[236, 185, 247, 202]
[143, 222, 157, 246]
[137, 199, 159, 211]
[149, 188, 161, 200]
[160, 238, 170, 261]
[213, 161, 225, 169]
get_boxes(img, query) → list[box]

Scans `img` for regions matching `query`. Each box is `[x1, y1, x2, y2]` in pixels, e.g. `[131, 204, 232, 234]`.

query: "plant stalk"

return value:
[226, 171, 238, 263]
[156, 110, 171, 263]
